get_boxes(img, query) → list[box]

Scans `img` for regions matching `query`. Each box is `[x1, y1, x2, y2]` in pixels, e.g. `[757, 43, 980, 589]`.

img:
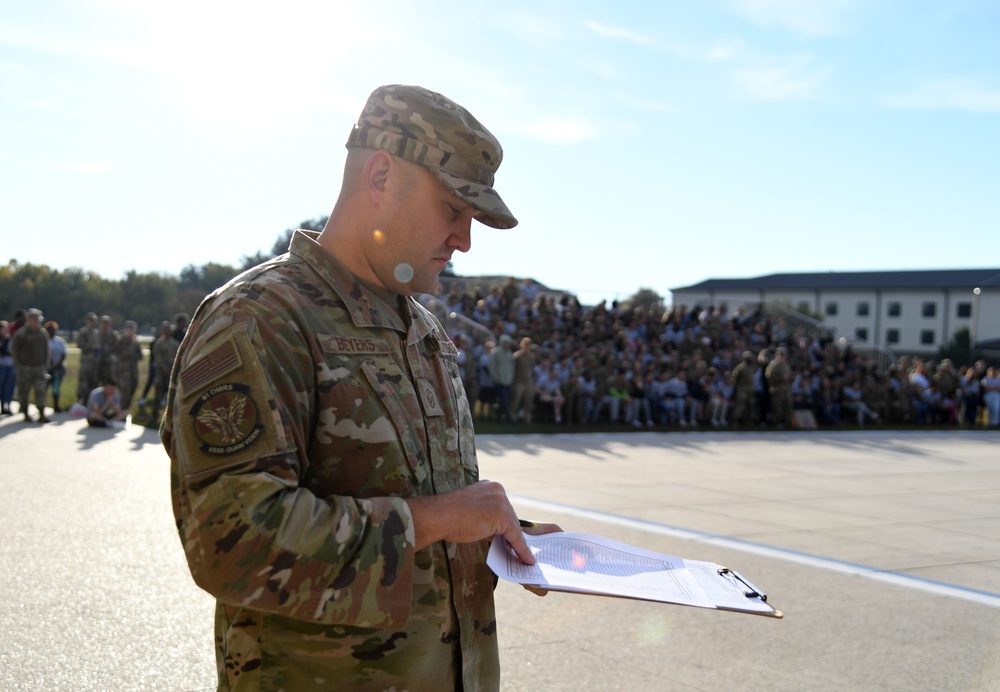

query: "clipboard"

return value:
[489, 531, 783, 619]
[714, 567, 783, 619]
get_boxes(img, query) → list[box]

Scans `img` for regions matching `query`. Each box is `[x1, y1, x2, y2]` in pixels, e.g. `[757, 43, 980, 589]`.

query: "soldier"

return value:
[161, 85, 559, 690]
[76, 312, 99, 403]
[765, 346, 794, 427]
[510, 336, 536, 422]
[11, 308, 50, 423]
[96, 315, 119, 385]
[113, 320, 144, 410]
[149, 321, 177, 422]
[730, 350, 757, 426]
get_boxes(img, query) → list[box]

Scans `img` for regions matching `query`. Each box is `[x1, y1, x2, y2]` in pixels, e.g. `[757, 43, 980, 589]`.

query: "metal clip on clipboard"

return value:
[718, 567, 767, 602]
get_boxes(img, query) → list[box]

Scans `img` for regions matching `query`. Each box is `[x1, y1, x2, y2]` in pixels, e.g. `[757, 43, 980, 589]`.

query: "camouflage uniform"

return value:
[12, 313, 50, 419]
[76, 317, 100, 401]
[765, 352, 793, 426]
[113, 326, 144, 409]
[730, 353, 756, 426]
[150, 328, 179, 420]
[162, 231, 497, 691]
[97, 319, 119, 384]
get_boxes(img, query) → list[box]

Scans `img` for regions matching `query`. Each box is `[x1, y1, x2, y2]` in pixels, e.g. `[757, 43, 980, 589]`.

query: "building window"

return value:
[887, 302, 901, 317]
[855, 328, 868, 340]
[886, 329, 900, 345]
[956, 302, 972, 318]
[856, 302, 870, 317]
[825, 302, 838, 317]
[920, 329, 935, 345]
[922, 302, 937, 318]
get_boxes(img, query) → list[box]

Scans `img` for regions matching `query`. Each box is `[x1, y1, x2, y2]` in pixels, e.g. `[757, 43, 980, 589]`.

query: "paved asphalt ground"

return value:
[1, 411, 998, 691]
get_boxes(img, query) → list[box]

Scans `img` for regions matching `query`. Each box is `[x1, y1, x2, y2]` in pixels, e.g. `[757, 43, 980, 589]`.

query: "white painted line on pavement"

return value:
[511, 494, 1000, 611]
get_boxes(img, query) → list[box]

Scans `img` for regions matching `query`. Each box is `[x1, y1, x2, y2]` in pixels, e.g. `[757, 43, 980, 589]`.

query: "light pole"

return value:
[970, 287, 981, 364]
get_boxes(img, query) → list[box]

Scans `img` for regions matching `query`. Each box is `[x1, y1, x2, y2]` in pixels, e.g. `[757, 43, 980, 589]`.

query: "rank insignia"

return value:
[189, 383, 264, 455]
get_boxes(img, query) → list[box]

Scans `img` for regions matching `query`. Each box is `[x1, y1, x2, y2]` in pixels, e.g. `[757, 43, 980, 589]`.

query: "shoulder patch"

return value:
[181, 337, 242, 394]
[188, 383, 265, 455]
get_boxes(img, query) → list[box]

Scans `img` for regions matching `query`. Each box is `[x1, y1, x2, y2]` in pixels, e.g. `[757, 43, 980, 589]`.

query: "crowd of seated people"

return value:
[437, 277, 1000, 430]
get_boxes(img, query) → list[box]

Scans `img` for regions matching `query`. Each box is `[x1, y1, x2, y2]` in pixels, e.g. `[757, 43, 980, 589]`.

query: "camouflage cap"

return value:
[27, 308, 43, 320]
[85, 312, 98, 322]
[346, 84, 517, 229]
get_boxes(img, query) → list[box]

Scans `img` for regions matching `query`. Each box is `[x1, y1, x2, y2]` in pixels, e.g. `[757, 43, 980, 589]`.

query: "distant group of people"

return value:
[438, 280, 1000, 430]
[0, 308, 188, 427]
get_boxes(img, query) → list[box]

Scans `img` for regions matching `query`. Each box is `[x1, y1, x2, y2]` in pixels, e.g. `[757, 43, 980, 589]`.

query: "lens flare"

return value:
[373, 229, 385, 244]
[394, 263, 414, 283]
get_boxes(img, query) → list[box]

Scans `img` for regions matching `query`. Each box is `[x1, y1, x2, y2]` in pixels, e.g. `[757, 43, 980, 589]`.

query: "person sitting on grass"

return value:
[86, 380, 130, 428]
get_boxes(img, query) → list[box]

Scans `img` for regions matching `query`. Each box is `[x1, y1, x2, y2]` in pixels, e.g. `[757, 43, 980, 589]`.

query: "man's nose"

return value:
[448, 217, 473, 253]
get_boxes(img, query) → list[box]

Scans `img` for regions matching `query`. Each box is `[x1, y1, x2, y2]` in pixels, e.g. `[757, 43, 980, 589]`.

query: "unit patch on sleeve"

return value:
[189, 383, 265, 455]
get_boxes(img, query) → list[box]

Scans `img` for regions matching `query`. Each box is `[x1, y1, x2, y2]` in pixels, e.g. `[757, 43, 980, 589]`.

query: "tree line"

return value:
[0, 220, 321, 336]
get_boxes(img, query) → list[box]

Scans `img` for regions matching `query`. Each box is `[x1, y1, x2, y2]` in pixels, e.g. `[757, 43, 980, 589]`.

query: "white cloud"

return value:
[731, 0, 855, 36]
[731, 57, 830, 100]
[1, 1, 384, 136]
[580, 19, 654, 47]
[886, 79, 1000, 113]
[707, 39, 746, 62]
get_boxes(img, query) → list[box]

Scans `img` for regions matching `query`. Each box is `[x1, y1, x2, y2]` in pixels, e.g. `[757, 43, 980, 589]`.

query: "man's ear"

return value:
[363, 150, 394, 205]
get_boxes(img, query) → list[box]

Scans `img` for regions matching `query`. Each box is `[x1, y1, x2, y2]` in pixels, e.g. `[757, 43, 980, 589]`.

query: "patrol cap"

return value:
[100, 315, 112, 323]
[346, 84, 517, 229]
[27, 308, 43, 321]
[124, 320, 137, 329]
[85, 312, 98, 322]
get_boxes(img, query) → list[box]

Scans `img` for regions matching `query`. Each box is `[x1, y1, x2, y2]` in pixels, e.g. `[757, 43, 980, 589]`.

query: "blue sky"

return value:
[2, 0, 998, 305]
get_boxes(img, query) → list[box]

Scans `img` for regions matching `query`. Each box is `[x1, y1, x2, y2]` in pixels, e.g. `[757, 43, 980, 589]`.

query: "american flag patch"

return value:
[181, 338, 242, 393]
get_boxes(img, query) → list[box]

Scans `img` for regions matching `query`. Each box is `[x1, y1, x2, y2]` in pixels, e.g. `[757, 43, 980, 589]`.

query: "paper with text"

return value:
[488, 531, 777, 616]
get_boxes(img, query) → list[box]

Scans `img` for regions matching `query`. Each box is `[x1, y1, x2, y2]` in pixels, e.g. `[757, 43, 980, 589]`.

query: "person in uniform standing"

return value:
[510, 336, 537, 423]
[149, 321, 178, 422]
[730, 350, 757, 426]
[113, 320, 144, 411]
[11, 308, 51, 423]
[96, 315, 119, 385]
[76, 312, 100, 403]
[765, 346, 794, 428]
[161, 85, 558, 690]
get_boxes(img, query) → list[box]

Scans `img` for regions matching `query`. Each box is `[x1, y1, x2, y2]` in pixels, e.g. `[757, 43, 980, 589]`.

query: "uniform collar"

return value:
[290, 230, 439, 344]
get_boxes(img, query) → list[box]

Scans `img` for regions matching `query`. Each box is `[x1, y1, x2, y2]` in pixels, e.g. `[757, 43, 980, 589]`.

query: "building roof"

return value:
[673, 269, 1000, 293]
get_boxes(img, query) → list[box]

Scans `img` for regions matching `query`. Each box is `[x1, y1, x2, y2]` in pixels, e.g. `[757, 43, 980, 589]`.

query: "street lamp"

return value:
[971, 287, 981, 364]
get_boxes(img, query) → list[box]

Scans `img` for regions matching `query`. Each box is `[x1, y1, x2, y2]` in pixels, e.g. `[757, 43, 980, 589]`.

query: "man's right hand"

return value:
[406, 480, 536, 565]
